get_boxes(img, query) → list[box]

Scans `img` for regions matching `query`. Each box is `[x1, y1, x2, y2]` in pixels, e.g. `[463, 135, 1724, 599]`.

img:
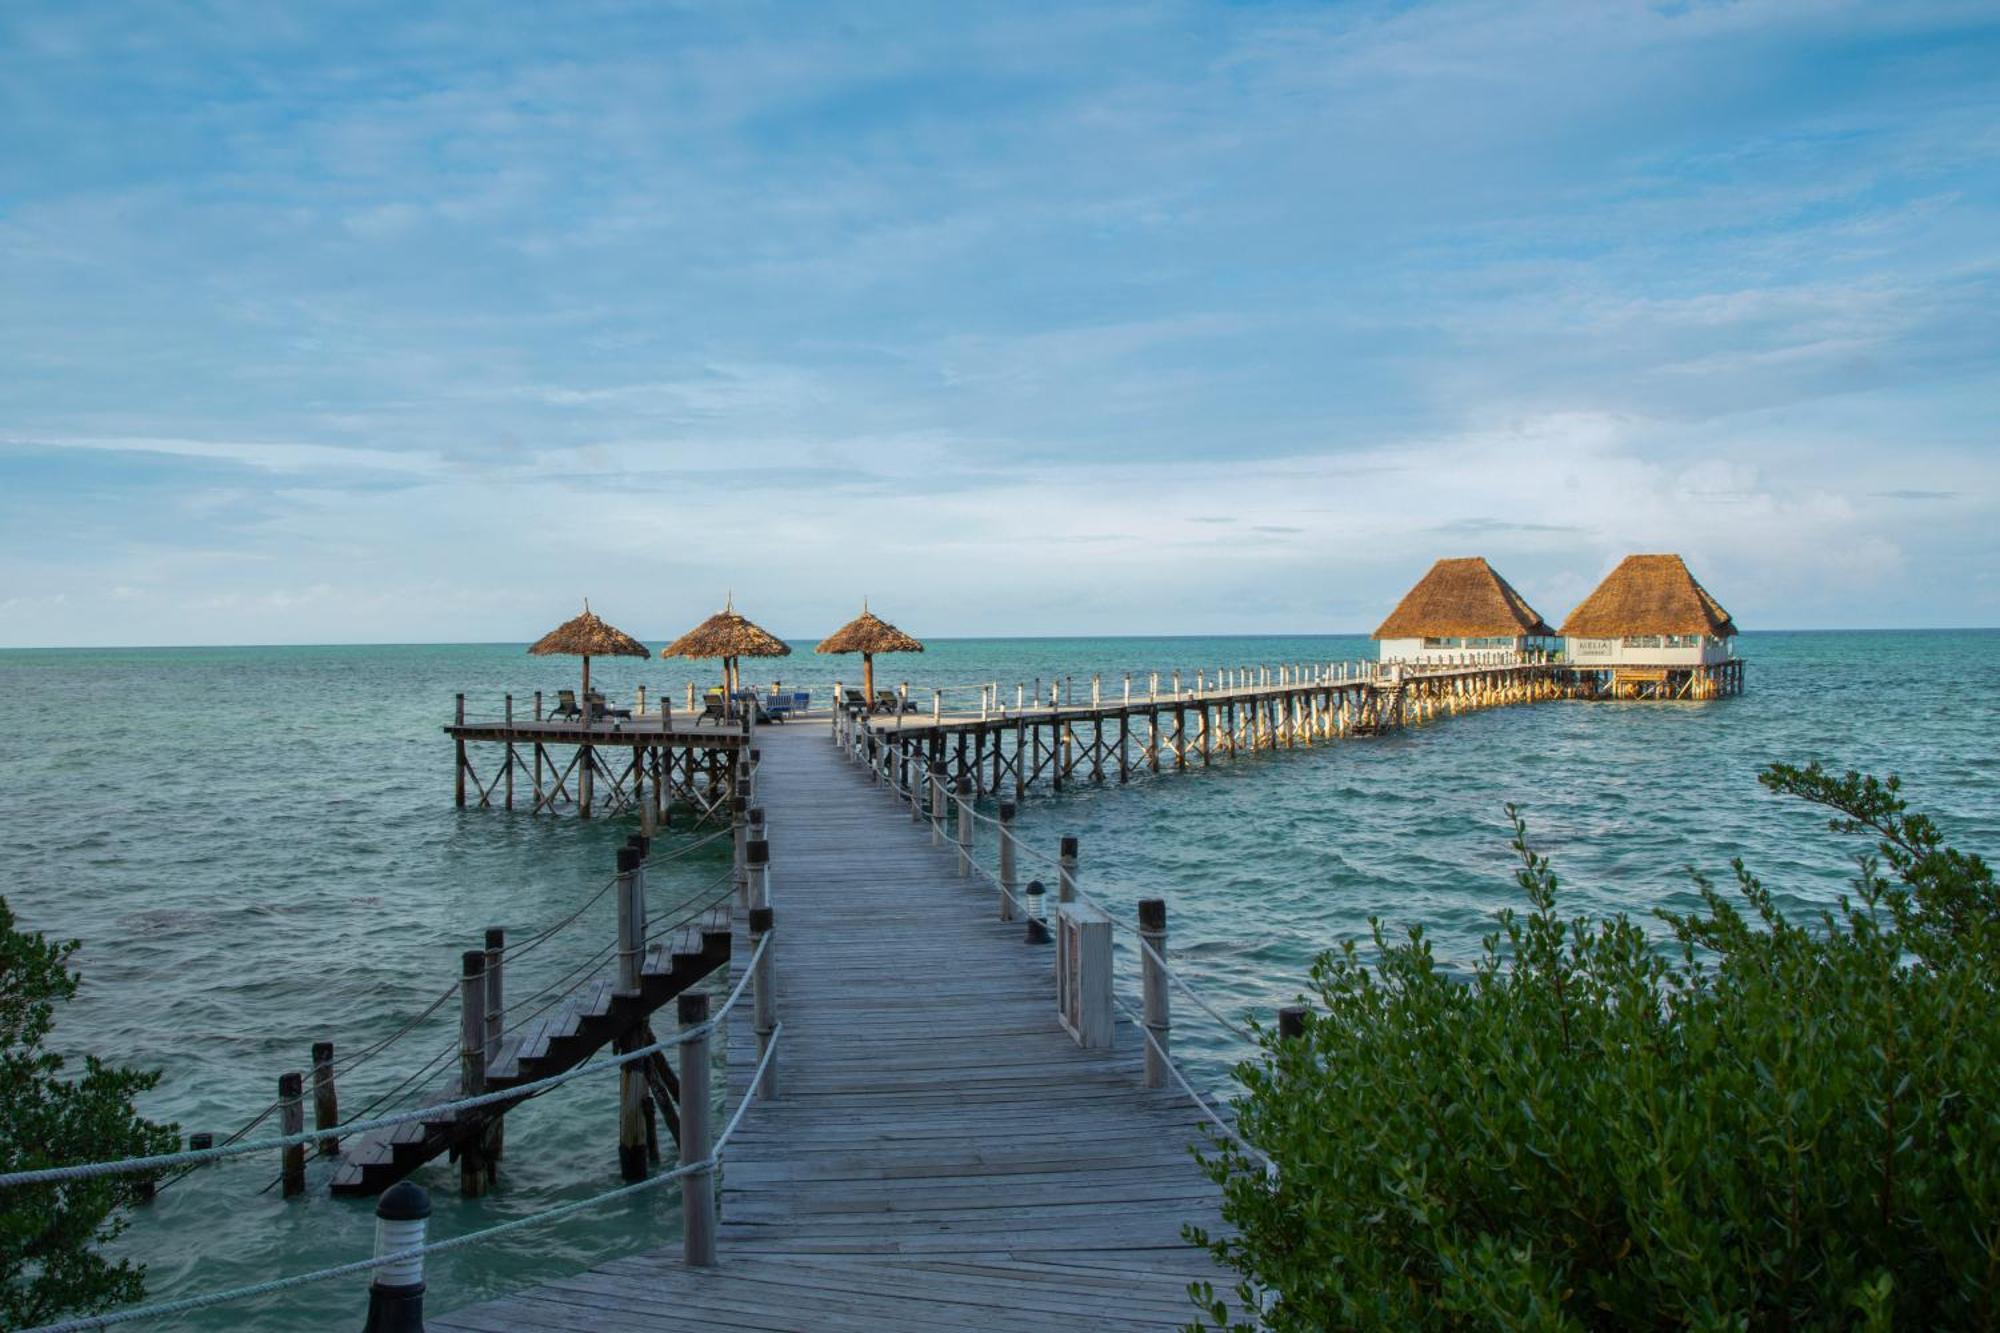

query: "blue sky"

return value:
[2, 1, 1996, 646]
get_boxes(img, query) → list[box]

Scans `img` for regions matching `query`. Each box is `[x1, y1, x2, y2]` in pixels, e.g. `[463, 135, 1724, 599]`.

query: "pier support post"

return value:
[731, 795, 750, 900]
[616, 845, 648, 1183]
[1139, 900, 1169, 1090]
[678, 993, 717, 1266]
[363, 1181, 430, 1333]
[453, 694, 466, 808]
[503, 695, 514, 809]
[312, 1042, 340, 1157]
[458, 950, 490, 1197]
[750, 906, 778, 1102]
[1058, 836, 1078, 905]
[955, 776, 973, 878]
[997, 801, 1018, 922]
[279, 1071, 305, 1198]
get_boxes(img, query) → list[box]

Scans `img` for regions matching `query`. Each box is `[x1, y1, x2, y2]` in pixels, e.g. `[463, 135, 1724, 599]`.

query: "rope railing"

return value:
[22, 1020, 789, 1333]
[0, 931, 771, 1190]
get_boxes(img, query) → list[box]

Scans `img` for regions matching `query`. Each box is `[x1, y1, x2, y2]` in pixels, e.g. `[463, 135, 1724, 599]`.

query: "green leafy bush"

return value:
[2, 897, 179, 1328]
[1190, 764, 1999, 1331]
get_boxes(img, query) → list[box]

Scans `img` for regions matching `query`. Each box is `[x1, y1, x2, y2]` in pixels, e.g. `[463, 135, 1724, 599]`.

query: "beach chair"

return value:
[550, 689, 583, 721]
[697, 694, 729, 727]
[586, 691, 631, 722]
[842, 687, 869, 713]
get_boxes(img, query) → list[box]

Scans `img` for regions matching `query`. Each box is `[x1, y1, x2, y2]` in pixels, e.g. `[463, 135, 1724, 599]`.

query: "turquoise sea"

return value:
[2, 631, 1996, 1329]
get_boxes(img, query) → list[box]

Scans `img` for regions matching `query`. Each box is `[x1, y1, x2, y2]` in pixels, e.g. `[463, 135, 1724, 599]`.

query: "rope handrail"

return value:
[22, 1021, 789, 1333]
[0, 932, 771, 1190]
[1112, 996, 1275, 1180]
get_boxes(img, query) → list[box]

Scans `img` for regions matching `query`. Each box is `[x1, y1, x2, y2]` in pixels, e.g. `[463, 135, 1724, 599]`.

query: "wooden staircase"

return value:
[329, 906, 732, 1196]
[1351, 683, 1404, 736]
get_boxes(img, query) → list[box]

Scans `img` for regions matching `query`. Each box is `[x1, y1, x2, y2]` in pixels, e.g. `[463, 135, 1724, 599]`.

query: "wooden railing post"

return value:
[311, 1041, 339, 1157]
[750, 906, 778, 1102]
[1279, 1006, 1309, 1041]
[955, 777, 973, 877]
[997, 801, 1018, 922]
[731, 794, 750, 900]
[932, 689, 942, 722]
[929, 761, 946, 845]
[503, 694, 514, 809]
[679, 993, 717, 1266]
[1139, 900, 1169, 1089]
[615, 845, 642, 993]
[747, 837, 770, 911]
[831, 682, 843, 745]
[484, 925, 505, 1162]
[458, 950, 489, 1197]
[279, 1071, 305, 1198]
[453, 693, 466, 808]
[1058, 836, 1078, 905]
[364, 1181, 429, 1331]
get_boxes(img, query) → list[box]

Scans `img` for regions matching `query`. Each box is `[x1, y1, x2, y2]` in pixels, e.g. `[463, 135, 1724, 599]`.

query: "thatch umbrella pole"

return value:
[863, 651, 875, 702]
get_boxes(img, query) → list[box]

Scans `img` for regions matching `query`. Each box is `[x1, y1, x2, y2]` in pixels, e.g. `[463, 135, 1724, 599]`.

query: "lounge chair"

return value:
[842, 687, 869, 713]
[697, 695, 729, 726]
[873, 689, 906, 714]
[550, 689, 583, 721]
[586, 692, 631, 722]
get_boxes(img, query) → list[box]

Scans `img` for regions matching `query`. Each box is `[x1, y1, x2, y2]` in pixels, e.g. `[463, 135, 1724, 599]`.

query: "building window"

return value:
[1624, 635, 1663, 649]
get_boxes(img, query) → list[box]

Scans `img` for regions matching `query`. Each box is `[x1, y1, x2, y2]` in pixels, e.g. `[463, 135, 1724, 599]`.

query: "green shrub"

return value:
[2, 897, 180, 1328]
[1189, 764, 1999, 1331]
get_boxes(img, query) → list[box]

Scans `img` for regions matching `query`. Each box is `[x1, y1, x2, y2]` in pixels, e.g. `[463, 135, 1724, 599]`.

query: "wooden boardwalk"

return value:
[433, 720, 1226, 1331]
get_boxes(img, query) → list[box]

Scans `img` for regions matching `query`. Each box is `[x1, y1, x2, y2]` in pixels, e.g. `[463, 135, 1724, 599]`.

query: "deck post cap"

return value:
[616, 846, 642, 874]
[279, 1070, 303, 1095]
[1060, 836, 1078, 858]
[1138, 899, 1166, 930]
[1278, 1006, 1309, 1040]
[1025, 879, 1045, 896]
[748, 806, 766, 825]
[462, 950, 486, 977]
[955, 776, 972, 793]
[484, 926, 505, 949]
[998, 801, 1016, 820]
[747, 839, 769, 866]
[731, 795, 748, 814]
[311, 1040, 334, 1063]
[377, 1180, 432, 1221]
[749, 906, 774, 933]
[678, 992, 711, 1024]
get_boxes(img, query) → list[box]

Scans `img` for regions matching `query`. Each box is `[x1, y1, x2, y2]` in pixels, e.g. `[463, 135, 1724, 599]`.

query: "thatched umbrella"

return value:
[815, 602, 923, 702]
[528, 599, 651, 706]
[660, 596, 792, 706]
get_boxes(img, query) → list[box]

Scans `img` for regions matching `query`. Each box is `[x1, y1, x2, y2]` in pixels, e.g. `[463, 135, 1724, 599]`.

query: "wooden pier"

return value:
[432, 720, 1224, 1331]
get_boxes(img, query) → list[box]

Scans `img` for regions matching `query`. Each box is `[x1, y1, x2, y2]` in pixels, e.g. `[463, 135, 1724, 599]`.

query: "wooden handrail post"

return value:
[453, 693, 466, 808]
[929, 762, 946, 846]
[955, 777, 974, 877]
[731, 794, 750, 900]
[932, 688, 942, 722]
[458, 950, 489, 1197]
[679, 992, 717, 1266]
[483, 925, 506, 1162]
[1091, 674, 1101, 707]
[1058, 836, 1078, 905]
[750, 906, 778, 1101]
[311, 1041, 339, 1157]
[364, 1181, 430, 1331]
[1139, 900, 1169, 1089]
[747, 837, 770, 911]
[615, 845, 643, 992]
[1279, 1006, 1309, 1041]
[279, 1071, 305, 1198]
[997, 801, 1018, 922]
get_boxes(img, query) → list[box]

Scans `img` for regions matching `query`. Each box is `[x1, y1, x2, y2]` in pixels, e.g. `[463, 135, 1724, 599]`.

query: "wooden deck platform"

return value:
[432, 720, 1226, 1331]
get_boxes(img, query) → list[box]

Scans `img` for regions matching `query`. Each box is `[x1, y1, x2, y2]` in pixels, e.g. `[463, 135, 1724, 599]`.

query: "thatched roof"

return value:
[815, 606, 924, 656]
[1372, 558, 1555, 640]
[528, 601, 650, 658]
[660, 603, 792, 661]
[1560, 554, 1737, 638]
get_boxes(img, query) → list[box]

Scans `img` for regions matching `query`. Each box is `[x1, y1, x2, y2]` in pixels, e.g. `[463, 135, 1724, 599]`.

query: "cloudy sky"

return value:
[2, 1, 1995, 646]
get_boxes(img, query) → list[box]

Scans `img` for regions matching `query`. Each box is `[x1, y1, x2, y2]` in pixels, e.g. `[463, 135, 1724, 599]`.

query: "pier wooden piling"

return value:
[311, 1042, 339, 1157]
[458, 950, 490, 1198]
[279, 1072, 305, 1198]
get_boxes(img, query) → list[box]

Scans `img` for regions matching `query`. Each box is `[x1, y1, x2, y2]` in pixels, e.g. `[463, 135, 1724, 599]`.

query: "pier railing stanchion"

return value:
[731, 795, 750, 901]
[955, 777, 973, 877]
[311, 1041, 340, 1157]
[1058, 836, 1078, 905]
[747, 836, 770, 911]
[1139, 899, 1169, 1089]
[751, 906, 778, 1101]
[484, 926, 505, 1161]
[454, 694, 466, 808]
[614, 844, 647, 1181]
[279, 1072, 305, 1198]
[458, 950, 489, 1197]
[1279, 1006, 1308, 1042]
[363, 1181, 429, 1332]
[997, 801, 1018, 921]
[503, 694, 514, 809]
[929, 762, 947, 845]
[678, 992, 717, 1266]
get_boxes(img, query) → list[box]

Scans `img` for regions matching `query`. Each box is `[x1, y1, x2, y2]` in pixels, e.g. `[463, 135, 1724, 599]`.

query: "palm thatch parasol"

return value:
[815, 602, 924, 701]
[529, 599, 651, 704]
[660, 596, 792, 704]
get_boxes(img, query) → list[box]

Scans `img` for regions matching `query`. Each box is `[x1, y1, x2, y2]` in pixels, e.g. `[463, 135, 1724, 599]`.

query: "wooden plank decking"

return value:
[433, 720, 1227, 1331]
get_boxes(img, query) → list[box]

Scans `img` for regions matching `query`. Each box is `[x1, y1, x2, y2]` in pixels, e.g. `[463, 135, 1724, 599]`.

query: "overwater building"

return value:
[1372, 557, 1556, 665]
[1559, 553, 1742, 698]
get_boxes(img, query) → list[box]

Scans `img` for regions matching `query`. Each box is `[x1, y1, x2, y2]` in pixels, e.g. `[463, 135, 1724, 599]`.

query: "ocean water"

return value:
[1, 631, 1995, 1329]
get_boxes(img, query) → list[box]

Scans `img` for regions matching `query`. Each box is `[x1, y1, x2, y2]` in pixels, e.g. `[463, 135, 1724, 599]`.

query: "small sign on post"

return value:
[1055, 901, 1113, 1050]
